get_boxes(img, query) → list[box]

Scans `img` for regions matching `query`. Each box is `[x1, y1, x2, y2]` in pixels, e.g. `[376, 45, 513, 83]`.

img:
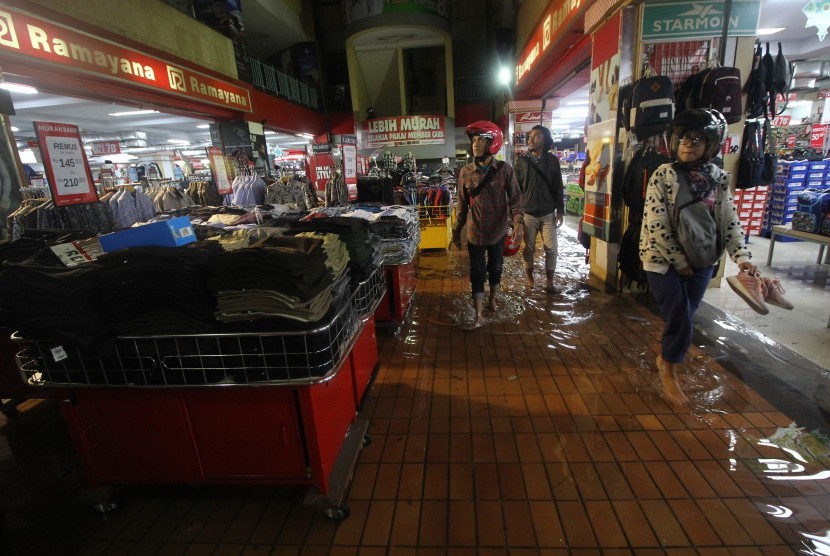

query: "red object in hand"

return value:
[503, 233, 520, 256]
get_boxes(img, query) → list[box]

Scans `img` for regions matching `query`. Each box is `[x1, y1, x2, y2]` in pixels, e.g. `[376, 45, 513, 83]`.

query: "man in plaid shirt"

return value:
[452, 121, 524, 329]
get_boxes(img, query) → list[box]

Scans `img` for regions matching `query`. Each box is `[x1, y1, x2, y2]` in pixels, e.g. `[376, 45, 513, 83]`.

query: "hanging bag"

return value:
[737, 121, 764, 189]
[744, 43, 768, 119]
[673, 170, 721, 268]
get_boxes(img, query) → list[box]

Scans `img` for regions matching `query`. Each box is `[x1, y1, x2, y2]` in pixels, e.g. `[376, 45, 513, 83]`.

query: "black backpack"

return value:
[772, 42, 793, 115]
[677, 66, 742, 124]
[737, 121, 764, 189]
[699, 67, 743, 123]
[617, 82, 634, 132]
[618, 222, 648, 291]
[622, 145, 672, 216]
[761, 119, 777, 185]
[744, 43, 768, 119]
[630, 75, 675, 140]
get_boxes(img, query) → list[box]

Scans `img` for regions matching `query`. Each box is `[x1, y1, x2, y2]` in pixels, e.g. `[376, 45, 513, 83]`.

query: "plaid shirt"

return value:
[454, 160, 523, 246]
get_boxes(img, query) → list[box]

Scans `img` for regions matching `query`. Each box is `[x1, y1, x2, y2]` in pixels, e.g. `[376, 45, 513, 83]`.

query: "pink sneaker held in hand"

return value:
[761, 277, 794, 310]
[726, 271, 769, 315]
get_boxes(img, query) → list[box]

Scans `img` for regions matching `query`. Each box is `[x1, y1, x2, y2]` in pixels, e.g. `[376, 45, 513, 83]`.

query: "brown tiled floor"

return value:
[1, 242, 829, 555]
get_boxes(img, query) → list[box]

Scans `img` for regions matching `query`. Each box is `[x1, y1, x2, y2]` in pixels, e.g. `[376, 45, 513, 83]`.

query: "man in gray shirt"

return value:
[513, 125, 565, 293]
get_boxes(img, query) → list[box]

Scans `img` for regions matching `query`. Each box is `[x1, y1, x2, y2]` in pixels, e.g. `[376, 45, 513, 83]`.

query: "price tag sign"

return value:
[207, 147, 234, 195]
[34, 121, 99, 206]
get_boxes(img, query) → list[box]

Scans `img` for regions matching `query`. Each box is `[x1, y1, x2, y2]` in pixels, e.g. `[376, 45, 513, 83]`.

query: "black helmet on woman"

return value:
[668, 108, 728, 162]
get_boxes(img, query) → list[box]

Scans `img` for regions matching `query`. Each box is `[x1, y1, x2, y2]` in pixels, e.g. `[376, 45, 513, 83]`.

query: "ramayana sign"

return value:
[515, 0, 585, 86]
[0, 6, 252, 112]
[641, 0, 761, 41]
[357, 116, 446, 149]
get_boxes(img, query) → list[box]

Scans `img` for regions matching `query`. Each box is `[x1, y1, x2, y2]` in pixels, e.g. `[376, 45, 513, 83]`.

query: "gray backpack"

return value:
[674, 171, 721, 268]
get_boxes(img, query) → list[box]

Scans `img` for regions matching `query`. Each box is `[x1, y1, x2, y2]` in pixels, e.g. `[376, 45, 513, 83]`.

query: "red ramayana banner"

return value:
[90, 141, 120, 156]
[34, 121, 99, 207]
[515, 0, 585, 86]
[357, 115, 446, 149]
[0, 6, 252, 112]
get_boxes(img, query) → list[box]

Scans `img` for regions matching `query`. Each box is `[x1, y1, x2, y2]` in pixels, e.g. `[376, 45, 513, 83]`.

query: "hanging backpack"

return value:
[762, 43, 776, 115]
[744, 43, 768, 119]
[698, 66, 743, 123]
[618, 222, 648, 290]
[737, 121, 764, 189]
[773, 42, 793, 115]
[622, 144, 672, 216]
[617, 82, 634, 132]
[630, 74, 675, 140]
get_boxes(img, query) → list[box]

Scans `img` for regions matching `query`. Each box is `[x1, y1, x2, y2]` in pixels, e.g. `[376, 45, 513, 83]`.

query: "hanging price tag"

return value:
[34, 121, 99, 206]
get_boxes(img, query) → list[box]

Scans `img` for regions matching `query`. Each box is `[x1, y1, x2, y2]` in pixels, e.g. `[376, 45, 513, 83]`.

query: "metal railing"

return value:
[249, 57, 319, 110]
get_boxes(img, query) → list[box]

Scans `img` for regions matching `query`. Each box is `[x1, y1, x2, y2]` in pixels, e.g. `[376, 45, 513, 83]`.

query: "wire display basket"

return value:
[14, 288, 366, 389]
[352, 266, 386, 318]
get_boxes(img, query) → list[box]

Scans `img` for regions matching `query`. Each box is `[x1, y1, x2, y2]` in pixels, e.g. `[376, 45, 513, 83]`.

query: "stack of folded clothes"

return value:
[208, 235, 335, 325]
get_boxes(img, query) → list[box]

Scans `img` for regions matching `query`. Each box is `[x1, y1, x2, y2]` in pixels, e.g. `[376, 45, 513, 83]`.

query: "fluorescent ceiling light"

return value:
[566, 100, 590, 106]
[756, 28, 785, 36]
[108, 109, 160, 117]
[265, 131, 277, 135]
[195, 124, 210, 129]
[181, 149, 205, 156]
[0, 82, 38, 94]
[167, 139, 189, 144]
[10, 126, 18, 132]
[296, 133, 315, 139]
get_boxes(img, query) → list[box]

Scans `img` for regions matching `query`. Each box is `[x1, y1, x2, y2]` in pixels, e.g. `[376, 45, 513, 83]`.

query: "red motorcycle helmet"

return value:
[466, 120, 504, 155]
[503, 231, 520, 257]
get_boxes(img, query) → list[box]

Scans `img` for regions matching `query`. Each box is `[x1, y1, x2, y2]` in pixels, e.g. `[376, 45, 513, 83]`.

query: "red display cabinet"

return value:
[374, 261, 416, 326]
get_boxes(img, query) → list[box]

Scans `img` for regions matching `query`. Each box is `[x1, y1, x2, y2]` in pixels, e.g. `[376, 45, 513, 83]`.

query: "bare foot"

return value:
[463, 317, 484, 330]
[487, 300, 497, 312]
[657, 356, 688, 406]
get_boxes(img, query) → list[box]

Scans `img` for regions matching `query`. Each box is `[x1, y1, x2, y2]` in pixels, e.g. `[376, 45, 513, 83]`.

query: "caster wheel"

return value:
[324, 503, 351, 521]
[363, 434, 372, 447]
[91, 498, 119, 514]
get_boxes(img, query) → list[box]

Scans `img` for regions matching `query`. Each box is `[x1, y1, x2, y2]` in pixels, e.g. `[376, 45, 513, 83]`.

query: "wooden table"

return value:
[766, 225, 830, 267]
[765, 225, 830, 327]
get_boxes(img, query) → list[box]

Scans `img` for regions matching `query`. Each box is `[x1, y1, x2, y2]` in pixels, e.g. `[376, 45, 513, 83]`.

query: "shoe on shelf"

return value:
[761, 277, 794, 310]
[726, 271, 770, 315]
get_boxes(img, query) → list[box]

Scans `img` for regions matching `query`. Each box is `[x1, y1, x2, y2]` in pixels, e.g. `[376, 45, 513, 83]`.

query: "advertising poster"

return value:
[34, 121, 99, 206]
[356, 115, 446, 149]
[206, 147, 233, 195]
[588, 12, 621, 125]
[583, 119, 616, 241]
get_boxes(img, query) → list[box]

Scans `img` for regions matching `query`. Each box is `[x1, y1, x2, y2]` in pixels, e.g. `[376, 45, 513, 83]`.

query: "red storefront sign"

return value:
[515, 0, 584, 86]
[34, 121, 99, 206]
[357, 115, 446, 149]
[810, 124, 826, 150]
[0, 6, 251, 112]
[90, 141, 120, 156]
[515, 111, 553, 124]
[786, 135, 797, 148]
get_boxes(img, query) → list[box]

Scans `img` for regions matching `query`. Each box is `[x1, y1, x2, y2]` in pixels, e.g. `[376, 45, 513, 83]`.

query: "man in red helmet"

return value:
[452, 120, 524, 329]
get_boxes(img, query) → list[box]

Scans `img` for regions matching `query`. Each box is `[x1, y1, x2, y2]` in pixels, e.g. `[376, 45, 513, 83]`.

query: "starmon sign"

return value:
[641, 0, 761, 41]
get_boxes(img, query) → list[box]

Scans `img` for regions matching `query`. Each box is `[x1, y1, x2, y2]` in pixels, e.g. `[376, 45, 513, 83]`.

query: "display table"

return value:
[13, 268, 386, 519]
[766, 225, 830, 267]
